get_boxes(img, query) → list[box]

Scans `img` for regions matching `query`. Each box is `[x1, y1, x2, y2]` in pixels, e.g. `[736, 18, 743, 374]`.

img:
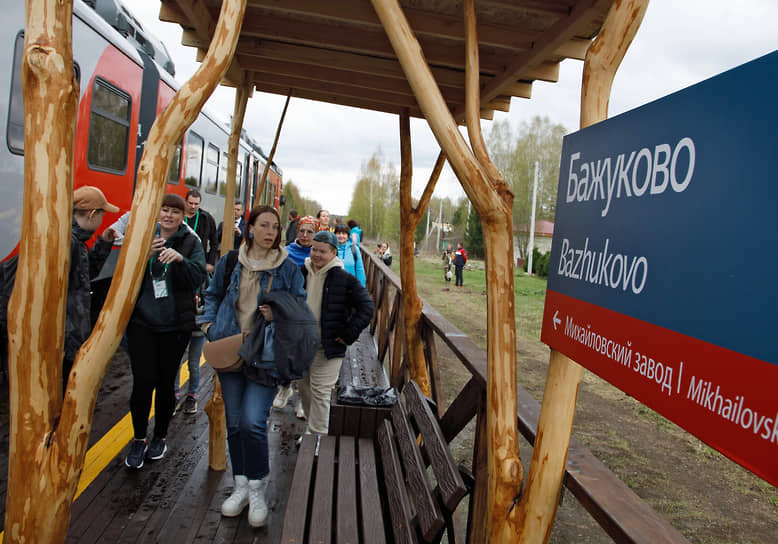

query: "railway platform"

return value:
[1, 331, 384, 543]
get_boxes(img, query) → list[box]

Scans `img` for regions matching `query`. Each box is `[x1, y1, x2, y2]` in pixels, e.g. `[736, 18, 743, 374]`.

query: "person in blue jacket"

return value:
[284, 215, 316, 266]
[199, 204, 305, 528]
[347, 218, 362, 246]
[334, 224, 366, 286]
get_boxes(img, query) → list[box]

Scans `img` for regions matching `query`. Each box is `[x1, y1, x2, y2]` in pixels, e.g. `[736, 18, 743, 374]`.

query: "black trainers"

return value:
[145, 437, 168, 461]
[183, 395, 197, 414]
[125, 439, 146, 469]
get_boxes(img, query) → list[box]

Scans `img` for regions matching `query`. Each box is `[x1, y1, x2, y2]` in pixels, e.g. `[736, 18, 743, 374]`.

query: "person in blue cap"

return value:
[297, 230, 374, 437]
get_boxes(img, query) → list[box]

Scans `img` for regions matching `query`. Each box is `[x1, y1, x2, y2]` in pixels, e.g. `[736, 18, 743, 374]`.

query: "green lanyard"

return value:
[149, 256, 169, 279]
[186, 210, 199, 232]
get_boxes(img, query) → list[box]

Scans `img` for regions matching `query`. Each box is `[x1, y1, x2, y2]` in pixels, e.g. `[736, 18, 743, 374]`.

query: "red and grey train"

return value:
[0, 0, 283, 262]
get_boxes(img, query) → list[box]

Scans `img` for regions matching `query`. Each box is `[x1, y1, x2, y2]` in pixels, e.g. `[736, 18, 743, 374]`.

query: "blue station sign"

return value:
[541, 51, 778, 487]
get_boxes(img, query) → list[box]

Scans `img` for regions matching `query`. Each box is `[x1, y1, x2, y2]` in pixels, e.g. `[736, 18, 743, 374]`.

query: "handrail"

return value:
[361, 247, 690, 544]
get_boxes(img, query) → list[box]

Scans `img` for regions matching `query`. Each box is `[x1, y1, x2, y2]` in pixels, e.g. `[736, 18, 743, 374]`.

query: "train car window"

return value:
[7, 32, 81, 155]
[218, 151, 228, 196]
[204, 143, 219, 194]
[167, 139, 182, 184]
[87, 78, 131, 173]
[185, 131, 203, 187]
[236, 160, 243, 198]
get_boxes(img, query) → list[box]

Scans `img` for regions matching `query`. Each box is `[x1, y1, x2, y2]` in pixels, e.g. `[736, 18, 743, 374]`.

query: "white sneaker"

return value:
[272, 384, 294, 409]
[294, 397, 306, 419]
[248, 478, 269, 527]
[221, 475, 249, 517]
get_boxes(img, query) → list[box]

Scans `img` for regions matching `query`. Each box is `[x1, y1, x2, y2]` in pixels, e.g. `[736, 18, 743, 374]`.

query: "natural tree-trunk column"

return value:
[369, 3, 521, 541]
[397, 109, 428, 394]
[4, 2, 78, 541]
[513, 2, 650, 542]
[4, 0, 247, 541]
[397, 111, 446, 397]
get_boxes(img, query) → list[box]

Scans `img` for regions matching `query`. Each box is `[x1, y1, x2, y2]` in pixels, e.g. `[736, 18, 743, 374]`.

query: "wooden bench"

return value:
[280, 380, 468, 543]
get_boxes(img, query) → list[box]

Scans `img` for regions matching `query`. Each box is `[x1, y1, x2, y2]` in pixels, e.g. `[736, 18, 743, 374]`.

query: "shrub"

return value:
[523, 247, 550, 277]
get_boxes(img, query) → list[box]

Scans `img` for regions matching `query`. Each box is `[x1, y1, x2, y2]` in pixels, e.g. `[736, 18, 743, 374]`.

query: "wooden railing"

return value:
[363, 249, 690, 544]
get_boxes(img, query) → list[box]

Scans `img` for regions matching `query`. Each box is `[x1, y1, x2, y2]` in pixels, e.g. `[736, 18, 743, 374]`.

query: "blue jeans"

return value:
[175, 334, 205, 395]
[218, 371, 275, 480]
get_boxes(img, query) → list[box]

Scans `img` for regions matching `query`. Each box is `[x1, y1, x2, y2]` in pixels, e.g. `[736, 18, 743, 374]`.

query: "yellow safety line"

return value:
[1, 356, 206, 542]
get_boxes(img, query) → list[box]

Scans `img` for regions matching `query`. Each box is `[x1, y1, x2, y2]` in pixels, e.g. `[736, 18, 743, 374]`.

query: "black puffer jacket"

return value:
[303, 266, 374, 359]
[65, 220, 112, 360]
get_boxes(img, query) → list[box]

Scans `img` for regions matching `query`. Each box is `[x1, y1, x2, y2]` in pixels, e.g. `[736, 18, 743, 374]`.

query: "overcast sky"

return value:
[131, 1, 778, 215]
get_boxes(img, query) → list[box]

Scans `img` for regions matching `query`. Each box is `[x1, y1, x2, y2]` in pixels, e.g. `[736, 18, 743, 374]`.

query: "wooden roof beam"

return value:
[251, 81, 495, 121]
[238, 56, 533, 100]
[236, 13, 525, 73]
[461, 0, 611, 114]
[245, 0, 587, 56]
[165, 0, 247, 85]
[228, 40, 560, 83]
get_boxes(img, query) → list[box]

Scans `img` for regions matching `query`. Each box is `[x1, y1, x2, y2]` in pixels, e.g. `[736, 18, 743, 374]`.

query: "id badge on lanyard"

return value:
[149, 258, 169, 299]
[153, 278, 168, 299]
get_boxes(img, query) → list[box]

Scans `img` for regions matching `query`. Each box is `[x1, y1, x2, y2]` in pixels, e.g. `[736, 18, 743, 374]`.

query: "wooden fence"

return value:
[362, 249, 689, 544]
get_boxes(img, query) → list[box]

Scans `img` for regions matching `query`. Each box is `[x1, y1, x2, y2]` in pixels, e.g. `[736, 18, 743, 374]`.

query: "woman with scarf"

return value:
[199, 205, 305, 528]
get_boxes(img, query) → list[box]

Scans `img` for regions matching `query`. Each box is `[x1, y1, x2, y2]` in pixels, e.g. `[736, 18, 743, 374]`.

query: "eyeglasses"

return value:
[298, 229, 315, 236]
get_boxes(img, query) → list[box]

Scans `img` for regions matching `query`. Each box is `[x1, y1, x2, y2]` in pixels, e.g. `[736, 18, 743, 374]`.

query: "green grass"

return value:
[410, 255, 549, 343]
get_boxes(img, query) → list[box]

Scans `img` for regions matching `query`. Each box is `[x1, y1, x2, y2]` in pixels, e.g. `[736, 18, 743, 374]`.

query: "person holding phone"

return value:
[123, 194, 207, 470]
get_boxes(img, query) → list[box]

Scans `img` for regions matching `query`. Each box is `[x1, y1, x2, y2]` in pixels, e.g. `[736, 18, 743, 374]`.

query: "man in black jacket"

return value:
[285, 209, 299, 246]
[184, 189, 218, 272]
[180, 189, 218, 413]
[298, 230, 374, 435]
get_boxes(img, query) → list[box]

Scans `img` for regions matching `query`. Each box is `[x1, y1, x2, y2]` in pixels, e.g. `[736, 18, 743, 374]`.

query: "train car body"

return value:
[0, 0, 282, 261]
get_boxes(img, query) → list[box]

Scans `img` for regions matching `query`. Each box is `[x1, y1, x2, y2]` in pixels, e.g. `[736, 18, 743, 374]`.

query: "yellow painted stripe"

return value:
[1, 355, 206, 542]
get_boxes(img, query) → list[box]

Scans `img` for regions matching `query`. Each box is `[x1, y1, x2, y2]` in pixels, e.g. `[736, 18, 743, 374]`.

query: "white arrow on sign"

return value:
[553, 310, 561, 331]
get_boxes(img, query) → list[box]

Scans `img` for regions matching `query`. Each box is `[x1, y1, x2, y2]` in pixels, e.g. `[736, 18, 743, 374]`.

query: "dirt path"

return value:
[415, 261, 778, 544]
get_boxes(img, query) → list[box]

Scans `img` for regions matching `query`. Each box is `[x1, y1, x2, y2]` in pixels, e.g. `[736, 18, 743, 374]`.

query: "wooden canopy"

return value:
[159, 0, 614, 120]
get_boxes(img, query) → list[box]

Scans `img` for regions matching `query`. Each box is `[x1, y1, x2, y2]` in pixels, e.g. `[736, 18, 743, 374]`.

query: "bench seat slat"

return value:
[281, 434, 318, 543]
[310, 435, 336, 543]
[337, 436, 359, 543]
[391, 402, 445, 541]
[358, 438, 387, 544]
[377, 420, 419, 544]
[405, 381, 467, 511]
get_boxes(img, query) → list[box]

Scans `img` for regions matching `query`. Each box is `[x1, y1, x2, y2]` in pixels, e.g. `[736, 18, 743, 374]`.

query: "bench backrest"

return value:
[376, 380, 467, 543]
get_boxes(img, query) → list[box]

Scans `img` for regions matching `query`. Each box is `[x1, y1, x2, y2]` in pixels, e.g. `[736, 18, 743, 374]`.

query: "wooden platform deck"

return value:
[1, 331, 384, 543]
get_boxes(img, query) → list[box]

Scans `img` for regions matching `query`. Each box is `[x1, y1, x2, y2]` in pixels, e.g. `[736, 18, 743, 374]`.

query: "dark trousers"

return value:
[126, 322, 190, 440]
[455, 265, 464, 286]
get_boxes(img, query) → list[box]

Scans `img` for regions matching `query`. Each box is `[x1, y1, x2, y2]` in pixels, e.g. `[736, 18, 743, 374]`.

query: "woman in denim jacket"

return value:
[199, 205, 305, 528]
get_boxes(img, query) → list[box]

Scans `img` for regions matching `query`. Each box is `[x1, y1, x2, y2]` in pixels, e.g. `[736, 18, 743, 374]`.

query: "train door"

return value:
[72, 42, 143, 234]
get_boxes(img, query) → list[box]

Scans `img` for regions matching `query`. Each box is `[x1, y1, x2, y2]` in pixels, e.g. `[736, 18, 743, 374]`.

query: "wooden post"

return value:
[218, 81, 252, 256]
[397, 108, 446, 397]
[4, 2, 78, 541]
[513, 2, 649, 543]
[4, 0, 247, 541]
[208, 81, 252, 471]
[370, 0, 521, 540]
[253, 90, 291, 208]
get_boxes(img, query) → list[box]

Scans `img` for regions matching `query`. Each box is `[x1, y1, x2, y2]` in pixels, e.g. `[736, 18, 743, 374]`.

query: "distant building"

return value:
[514, 220, 554, 259]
